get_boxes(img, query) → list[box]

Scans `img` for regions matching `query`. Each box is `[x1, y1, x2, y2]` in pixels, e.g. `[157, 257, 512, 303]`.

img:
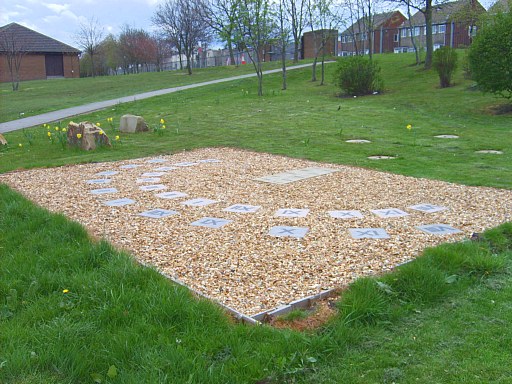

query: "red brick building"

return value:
[339, 11, 407, 56]
[302, 29, 338, 59]
[0, 23, 80, 83]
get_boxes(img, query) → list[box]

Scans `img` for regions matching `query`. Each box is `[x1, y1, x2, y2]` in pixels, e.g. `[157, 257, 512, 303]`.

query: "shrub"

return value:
[468, 12, 512, 100]
[432, 46, 458, 88]
[333, 56, 383, 96]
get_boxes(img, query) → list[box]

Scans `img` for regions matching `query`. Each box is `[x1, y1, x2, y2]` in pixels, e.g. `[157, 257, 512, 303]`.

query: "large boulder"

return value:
[67, 121, 111, 151]
[119, 114, 148, 133]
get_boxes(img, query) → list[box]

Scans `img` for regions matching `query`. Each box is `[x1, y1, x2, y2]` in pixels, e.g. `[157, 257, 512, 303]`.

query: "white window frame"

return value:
[438, 24, 446, 34]
[400, 28, 408, 38]
[413, 27, 420, 36]
[394, 33, 399, 42]
[432, 25, 438, 34]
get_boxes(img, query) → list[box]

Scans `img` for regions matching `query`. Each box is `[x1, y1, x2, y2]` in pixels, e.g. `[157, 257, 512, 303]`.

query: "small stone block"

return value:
[349, 228, 390, 239]
[141, 172, 165, 177]
[86, 179, 111, 184]
[275, 208, 309, 218]
[154, 166, 177, 171]
[224, 204, 261, 213]
[409, 204, 447, 213]
[329, 210, 364, 219]
[191, 217, 232, 229]
[197, 159, 222, 163]
[95, 171, 119, 176]
[103, 198, 135, 207]
[119, 164, 141, 169]
[136, 177, 161, 183]
[174, 162, 198, 167]
[435, 135, 459, 139]
[346, 139, 371, 143]
[146, 158, 167, 163]
[182, 198, 218, 207]
[138, 209, 178, 218]
[90, 188, 118, 195]
[371, 208, 409, 218]
[155, 191, 188, 199]
[139, 184, 167, 191]
[416, 224, 462, 235]
[269, 226, 309, 238]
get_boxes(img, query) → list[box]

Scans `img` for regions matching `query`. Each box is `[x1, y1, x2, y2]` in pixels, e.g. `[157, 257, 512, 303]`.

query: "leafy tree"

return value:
[432, 46, 457, 88]
[468, 12, 512, 100]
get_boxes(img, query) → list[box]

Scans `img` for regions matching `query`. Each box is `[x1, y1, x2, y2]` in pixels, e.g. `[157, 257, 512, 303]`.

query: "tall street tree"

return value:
[0, 23, 27, 91]
[284, 0, 308, 62]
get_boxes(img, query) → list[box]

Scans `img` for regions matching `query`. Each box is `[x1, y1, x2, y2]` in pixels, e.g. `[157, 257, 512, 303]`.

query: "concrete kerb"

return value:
[0, 63, 330, 134]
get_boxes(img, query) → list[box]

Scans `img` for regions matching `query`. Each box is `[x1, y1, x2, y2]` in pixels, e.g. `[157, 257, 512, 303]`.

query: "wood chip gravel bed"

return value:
[2, 148, 511, 317]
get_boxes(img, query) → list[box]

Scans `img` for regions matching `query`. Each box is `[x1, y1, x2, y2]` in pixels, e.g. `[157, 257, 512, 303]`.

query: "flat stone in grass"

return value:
[191, 217, 232, 229]
[95, 171, 119, 176]
[86, 179, 111, 184]
[141, 172, 165, 177]
[435, 135, 459, 139]
[224, 204, 261, 213]
[119, 164, 142, 169]
[269, 226, 309, 238]
[256, 167, 337, 184]
[139, 184, 167, 192]
[368, 155, 396, 160]
[349, 228, 390, 239]
[371, 208, 409, 218]
[155, 191, 188, 199]
[416, 224, 462, 235]
[275, 208, 309, 218]
[475, 150, 503, 154]
[346, 139, 371, 143]
[174, 162, 198, 167]
[197, 159, 222, 163]
[329, 210, 364, 219]
[409, 203, 447, 213]
[154, 166, 177, 172]
[182, 198, 218, 207]
[138, 209, 179, 219]
[136, 177, 161, 183]
[146, 158, 167, 163]
[103, 198, 135, 207]
[90, 187, 118, 195]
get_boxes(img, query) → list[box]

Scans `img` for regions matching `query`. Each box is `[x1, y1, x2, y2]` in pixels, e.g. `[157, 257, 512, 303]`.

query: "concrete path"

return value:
[0, 63, 319, 134]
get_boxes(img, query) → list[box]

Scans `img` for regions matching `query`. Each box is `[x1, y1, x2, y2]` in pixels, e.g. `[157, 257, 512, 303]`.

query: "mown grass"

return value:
[1, 53, 512, 383]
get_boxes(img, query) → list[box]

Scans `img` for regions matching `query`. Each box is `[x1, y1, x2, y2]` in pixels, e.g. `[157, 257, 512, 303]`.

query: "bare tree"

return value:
[75, 17, 104, 77]
[284, 0, 308, 62]
[234, 0, 277, 96]
[202, 0, 239, 65]
[277, 0, 291, 89]
[0, 24, 27, 91]
[153, 0, 211, 75]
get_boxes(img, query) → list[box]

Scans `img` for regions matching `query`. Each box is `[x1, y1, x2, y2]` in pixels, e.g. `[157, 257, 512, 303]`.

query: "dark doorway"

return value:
[45, 54, 64, 77]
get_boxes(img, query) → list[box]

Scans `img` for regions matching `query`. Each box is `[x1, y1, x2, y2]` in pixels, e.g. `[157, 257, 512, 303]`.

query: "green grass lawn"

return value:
[1, 53, 512, 383]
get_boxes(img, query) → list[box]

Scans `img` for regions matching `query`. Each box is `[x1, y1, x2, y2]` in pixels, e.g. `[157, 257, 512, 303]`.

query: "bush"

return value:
[333, 56, 383, 96]
[468, 12, 512, 100]
[432, 46, 458, 88]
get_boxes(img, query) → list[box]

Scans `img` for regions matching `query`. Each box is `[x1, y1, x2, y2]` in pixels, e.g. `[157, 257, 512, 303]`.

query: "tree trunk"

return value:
[424, 0, 433, 69]
[311, 56, 318, 82]
[320, 55, 325, 85]
[407, 5, 420, 65]
[186, 54, 192, 75]
[227, 38, 236, 66]
[293, 40, 300, 63]
[281, 42, 287, 90]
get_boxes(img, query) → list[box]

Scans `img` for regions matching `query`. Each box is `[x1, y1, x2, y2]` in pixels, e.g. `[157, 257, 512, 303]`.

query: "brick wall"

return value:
[0, 53, 80, 83]
[302, 30, 337, 59]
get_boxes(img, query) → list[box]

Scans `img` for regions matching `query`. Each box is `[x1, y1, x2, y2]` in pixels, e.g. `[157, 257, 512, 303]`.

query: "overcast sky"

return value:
[1, 0, 498, 50]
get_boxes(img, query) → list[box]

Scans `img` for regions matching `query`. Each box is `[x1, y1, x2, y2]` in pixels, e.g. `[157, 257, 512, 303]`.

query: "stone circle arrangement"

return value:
[1, 148, 511, 319]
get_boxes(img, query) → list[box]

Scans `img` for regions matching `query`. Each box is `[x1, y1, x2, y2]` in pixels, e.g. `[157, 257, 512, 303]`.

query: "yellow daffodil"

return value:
[162, 125, 166, 129]
[406, 124, 412, 130]
[62, 128, 67, 133]
[63, 289, 69, 294]
[18, 143, 23, 147]
[99, 131, 104, 135]
[77, 133, 82, 139]
[47, 132, 52, 137]
[96, 122, 101, 127]
[115, 135, 120, 141]
[160, 118, 165, 124]
[55, 127, 59, 131]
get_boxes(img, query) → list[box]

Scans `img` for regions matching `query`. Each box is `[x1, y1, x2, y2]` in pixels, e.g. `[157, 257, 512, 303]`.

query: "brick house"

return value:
[0, 22, 80, 83]
[301, 29, 338, 59]
[395, 0, 486, 53]
[339, 11, 407, 56]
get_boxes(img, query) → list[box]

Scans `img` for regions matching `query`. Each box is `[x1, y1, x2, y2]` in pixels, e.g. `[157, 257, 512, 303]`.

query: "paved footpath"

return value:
[0, 63, 324, 134]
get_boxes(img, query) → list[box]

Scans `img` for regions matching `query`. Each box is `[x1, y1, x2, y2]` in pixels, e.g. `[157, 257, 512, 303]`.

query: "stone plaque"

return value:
[409, 204, 447, 213]
[90, 188, 118, 195]
[136, 177, 161, 183]
[155, 191, 188, 199]
[86, 179, 111, 185]
[139, 184, 167, 192]
[95, 171, 119, 176]
[103, 198, 135, 207]
[119, 164, 141, 169]
[269, 226, 309, 238]
[141, 172, 165, 177]
[154, 166, 177, 172]
[146, 158, 167, 163]
[197, 159, 222, 163]
[329, 210, 364, 219]
[182, 198, 218, 207]
[138, 209, 178, 218]
[371, 208, 409, 218]
[416, 224, 462, 235]
[224, 204, 261, 213]
[174, 162, 198, 167]
[349, 228, 390, 239]
[191, 217, 232, 229]
[275, 208, 309, 218]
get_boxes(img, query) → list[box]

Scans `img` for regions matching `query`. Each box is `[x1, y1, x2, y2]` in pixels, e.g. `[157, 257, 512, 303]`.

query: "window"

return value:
[361, 32, 367, 41]
[394, 34, 399, 42]
[438, 24, 446, 34]
[400, 28, 408, 38]
[432, 25, 438, 34]
[413, 27, 420, 36]
[468, 25, 477, 37]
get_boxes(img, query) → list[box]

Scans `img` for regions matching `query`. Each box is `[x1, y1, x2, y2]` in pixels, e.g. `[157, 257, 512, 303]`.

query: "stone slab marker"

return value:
[119, 114, 148, 133]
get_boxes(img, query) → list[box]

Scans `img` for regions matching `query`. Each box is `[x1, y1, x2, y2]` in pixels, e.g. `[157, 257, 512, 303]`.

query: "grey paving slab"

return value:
[154, 166, 177, 171]
[86, 179, 111, 185]
[409, 204, 447, 213]
[146, 158, 167, 163]
[275, 208, 309, 218]
[224, 204, 261, 213]
[182, 198, 218, 207]
[155, 191, 188, 199]
[141, 172, 165, 177]
[435, 135, 459, 139]
[0, 63, 324, 134]
[197, 159, 222, 163]
[255, 167, 338, 184]
[119, 164, 142, 169]
[174, 162, 198, 167]
[349, 228, 390, 239]
[138, 209, 179, 219]
[416, 224, 462, 235]
[329, 210, 364, 219]
[191, 217, 232, 229]
[269, 226, 309, 238]
[90, 187, 118, 195]
[139, 184, 167, 192]
[95, 171, 119, 176]
[371, 208, 409, 218]
[136, 177, 161, 183]
[103, 198, 135, 207]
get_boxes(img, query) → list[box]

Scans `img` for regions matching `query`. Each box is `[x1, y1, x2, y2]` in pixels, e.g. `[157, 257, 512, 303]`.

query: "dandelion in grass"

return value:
[406, 124, 412, 130]
[115, 135, 120, 141]
[160, 118, 165, 124]
[406, 124, 416, 146]
[62, 289, 69, 294]
[18, 143, 23, 147]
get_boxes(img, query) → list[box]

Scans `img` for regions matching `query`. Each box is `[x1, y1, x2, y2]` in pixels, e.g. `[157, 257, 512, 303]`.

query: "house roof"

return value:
[489, 0, 510, 13]
[0, 23, 80, 54]
[342, 11, 405, 35]
[401, 0, 486, 27]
